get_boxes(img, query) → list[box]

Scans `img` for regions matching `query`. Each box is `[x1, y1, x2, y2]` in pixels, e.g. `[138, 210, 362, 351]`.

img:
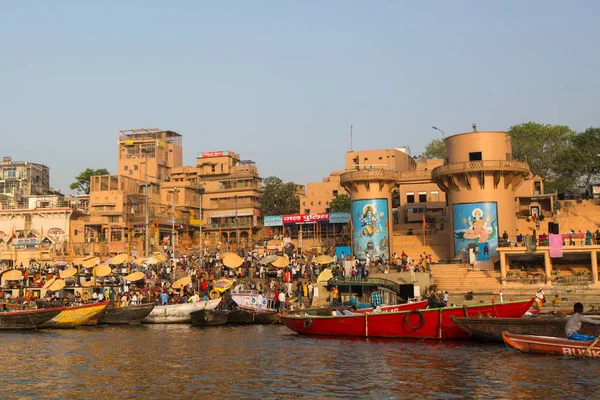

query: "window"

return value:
[332, 190, 338, 196]
[211, 165, 216, 172]
[406, 192, 415, 203]
[107, 216, 120, 223]
[221, 163, 224, 172]
[469, 152, 482, 161]
[418, 192, 427, 202]
[430, 190, 440, 202]
[304, 209, 310, 214]
[134, 164, 139, 171]
[124, 165, 128, 171]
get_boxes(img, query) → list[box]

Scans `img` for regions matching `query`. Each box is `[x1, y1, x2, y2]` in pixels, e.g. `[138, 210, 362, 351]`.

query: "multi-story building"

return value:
[0, 156, 50, 208]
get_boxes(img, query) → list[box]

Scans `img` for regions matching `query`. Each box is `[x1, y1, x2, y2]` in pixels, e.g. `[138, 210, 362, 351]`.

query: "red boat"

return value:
[280, 298, 535, 340]
[503, 332, 600, 358]
[352, 300, 429, 314]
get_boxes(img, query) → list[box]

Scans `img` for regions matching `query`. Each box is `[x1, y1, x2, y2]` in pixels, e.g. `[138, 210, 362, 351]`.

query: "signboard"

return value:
[264, 215, 283, 227]
[329, 212, 350, 224]
[12, 238, 41, 246]
[156, 140, 165, 149]
[351, 199, 389, 261]
[199, 151, 229, 158]
[206, 209, 253, 218]
[452, 202, 498, 261]
[283, 212, 329, 225]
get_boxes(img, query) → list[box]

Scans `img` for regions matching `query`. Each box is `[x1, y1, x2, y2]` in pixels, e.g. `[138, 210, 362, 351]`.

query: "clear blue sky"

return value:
[2, 1, 599, 193]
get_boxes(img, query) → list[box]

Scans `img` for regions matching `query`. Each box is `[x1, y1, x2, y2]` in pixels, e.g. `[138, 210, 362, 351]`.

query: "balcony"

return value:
[397, 170, 433, 183]
[432, 160, 530, 180]
[204, 221, 259, 230]
[340, 168, 399, 185]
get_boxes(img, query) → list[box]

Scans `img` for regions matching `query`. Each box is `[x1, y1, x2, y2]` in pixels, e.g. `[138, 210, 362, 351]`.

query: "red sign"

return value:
[201, 151, 224, 158]
[282, 213, 329, 225]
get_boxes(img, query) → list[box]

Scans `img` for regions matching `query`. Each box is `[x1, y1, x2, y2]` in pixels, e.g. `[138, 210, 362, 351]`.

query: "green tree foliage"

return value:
[70, 168, 110, 194]
[260, 176, 300, 216]
[329, 193, 351, 212]
[423, 139, 446, 159]
[508, 122, 576, 192]
[572, 127, 600, 188]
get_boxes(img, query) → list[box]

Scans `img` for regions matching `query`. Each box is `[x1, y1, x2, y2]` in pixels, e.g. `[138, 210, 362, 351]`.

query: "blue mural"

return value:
[452, 202, 498, 260]
[351, 199, 389, 261]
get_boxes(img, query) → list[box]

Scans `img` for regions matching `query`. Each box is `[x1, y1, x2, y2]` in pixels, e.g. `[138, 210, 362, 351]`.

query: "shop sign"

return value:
[264, 215, 283, 227]
[329, 212, 350, 223]
[283, 212, 329, 225]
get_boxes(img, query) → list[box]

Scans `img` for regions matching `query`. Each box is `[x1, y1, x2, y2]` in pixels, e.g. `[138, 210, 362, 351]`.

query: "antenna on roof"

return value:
[350, 124, 353, 151]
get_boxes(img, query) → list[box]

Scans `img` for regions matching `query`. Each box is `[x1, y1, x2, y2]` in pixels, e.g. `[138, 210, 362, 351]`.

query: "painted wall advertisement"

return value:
[351, 199, 389, 261]
[452, 202, 498, 261]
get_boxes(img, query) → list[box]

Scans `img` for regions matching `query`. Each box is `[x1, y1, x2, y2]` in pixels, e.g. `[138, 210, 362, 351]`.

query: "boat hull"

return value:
[226, 308, 279, 324]
[40, 302, 109, 329]
[280, 298, 535, 340]
[190, 309, 229, 327]
[503, 332, 600, 357]
[452, 316, 600, 342]
[143, 299, 221, 324]
[352, 300, 429, 315]
[100, 304, 156, 325]
[0, 307, 65, 330]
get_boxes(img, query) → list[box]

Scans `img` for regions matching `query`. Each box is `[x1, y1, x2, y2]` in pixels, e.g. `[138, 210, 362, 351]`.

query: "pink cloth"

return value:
[549, 234, 563, 258]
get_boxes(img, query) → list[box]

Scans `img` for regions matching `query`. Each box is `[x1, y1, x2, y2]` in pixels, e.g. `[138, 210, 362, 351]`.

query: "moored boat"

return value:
[280, 298, 535, 340]
[451, 315, 600, 342]
[99, 303, 156, 325]
[143, 299, 221, 324]
[503, 332, 600, 357]
[190, 309, 229, 327]
[352, 300, 429, 315]
[0, 307, 65, 330]
[226, 307, 279, 324]
[40, 302, 109, 329]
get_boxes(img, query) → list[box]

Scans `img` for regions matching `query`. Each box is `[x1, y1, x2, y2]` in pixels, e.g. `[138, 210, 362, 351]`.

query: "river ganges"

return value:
[0, 325, 597, 399]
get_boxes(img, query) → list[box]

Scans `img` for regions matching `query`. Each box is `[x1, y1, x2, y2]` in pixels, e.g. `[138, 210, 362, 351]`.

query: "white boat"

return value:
[142, 299, 221, 324]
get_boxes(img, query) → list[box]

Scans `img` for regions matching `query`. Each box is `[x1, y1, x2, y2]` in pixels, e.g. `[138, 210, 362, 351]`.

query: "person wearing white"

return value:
[278, 291, 286, 312]
[256, 292, 264, 312]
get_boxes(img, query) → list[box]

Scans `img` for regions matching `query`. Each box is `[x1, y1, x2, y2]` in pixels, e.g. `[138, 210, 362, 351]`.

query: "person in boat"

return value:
[534, 289, 545, 310]
[565, 302, 600, 341]
[1, 303, 8, 312]
[370, 289, 382, 309]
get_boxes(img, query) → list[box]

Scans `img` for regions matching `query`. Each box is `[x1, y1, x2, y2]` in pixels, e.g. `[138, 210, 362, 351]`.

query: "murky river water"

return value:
[0, 324, 598, 399]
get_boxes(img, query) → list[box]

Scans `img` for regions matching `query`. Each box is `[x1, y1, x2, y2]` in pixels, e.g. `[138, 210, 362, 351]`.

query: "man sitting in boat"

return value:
[565, 302, 600, 341]
[371, 289, 382, 309]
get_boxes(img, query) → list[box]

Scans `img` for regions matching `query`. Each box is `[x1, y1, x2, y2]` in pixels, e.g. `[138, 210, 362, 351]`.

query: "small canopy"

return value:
[172, 275, 191, 289]
[42, 277, 57, 289]
[144, 257, 159, 265]
[124, 271, 145, 282]
[317, 269, 334, 283]
[81, 257, 100, 269]
[111, 253, 133, 265]
[258, 255, 279, 265]
[59, 267, 77, 279]
[3, 269, 23, 281]
[47, 279, 66, 291]
[222, 253, 243, 268]
[271, 256, 290, 268]
[95, 264, 112, 277]
[315, 255, 334, 265]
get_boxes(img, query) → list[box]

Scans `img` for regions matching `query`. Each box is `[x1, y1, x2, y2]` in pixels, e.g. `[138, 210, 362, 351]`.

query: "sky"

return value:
[1, 1, 599, 194]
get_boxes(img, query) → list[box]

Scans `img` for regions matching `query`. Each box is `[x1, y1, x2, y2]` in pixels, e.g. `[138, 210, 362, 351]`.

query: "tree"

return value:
[260, 176, 300, 216]
[329, 193, 351, 212]
[572, 127, 600, 189]
[508, 122, 576, 192]
[70, 168, 110, 194]
[423, 139, 446, 159]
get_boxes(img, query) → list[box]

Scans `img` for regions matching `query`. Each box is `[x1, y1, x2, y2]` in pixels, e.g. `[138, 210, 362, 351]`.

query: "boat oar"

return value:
[582, 336, 600, 358]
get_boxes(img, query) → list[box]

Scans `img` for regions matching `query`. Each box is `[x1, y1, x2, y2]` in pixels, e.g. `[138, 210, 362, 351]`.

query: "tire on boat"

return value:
[303, 318, 313, 329]
[209, 290, 220, 300]
[405, 310, 425, 330]
[81, 290, 91, 301]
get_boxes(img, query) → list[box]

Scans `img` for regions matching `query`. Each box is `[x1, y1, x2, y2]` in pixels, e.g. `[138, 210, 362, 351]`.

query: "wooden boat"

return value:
[226, 307, 280, 324]
[280, 298, 535, 340]
[352, 300, 429, 315]
[0, 307, 65, 330]
[99, 303, 156, 325]
[190, 309, 229, 327]
[503, 332, 600, 357]
[451, 315, 600, 342]
[40, 302, 109, 329]
[142, 299, 221, 324]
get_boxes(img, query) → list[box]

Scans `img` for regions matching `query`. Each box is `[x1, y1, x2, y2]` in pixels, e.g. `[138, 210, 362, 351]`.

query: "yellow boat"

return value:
[40, 302, 109, 329]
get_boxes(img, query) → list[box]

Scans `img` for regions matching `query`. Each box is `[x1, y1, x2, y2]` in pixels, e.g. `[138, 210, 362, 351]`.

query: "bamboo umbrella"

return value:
[3, 269, 23, 281]
[42, 277, 57, 289]
[59, 267, 77, 279]
[172, 275, 191, 289]
[124, 271, 145, 282]
[315, 255, 334, 265]
[94, 264, 112, 277]
[271, 256, 290, 268]
[111, 253, 133, 265]
[222, 253, 243, 268]
[47, 279, 66, 291]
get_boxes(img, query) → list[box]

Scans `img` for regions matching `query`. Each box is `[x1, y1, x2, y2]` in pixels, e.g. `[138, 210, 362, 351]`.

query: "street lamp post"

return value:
[234, 194, 238, 254]
[432, 126, 445, 139]
[196, 185, 205, 262]
[170, 187, 179, 269]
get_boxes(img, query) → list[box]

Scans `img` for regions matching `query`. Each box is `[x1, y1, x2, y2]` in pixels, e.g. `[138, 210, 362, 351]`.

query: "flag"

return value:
[422, 215, 427, 226]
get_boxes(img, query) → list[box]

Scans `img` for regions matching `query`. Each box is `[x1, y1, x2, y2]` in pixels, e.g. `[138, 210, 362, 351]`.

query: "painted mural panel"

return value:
[351, 199, 389, 261]
[452, 202, 498, 260]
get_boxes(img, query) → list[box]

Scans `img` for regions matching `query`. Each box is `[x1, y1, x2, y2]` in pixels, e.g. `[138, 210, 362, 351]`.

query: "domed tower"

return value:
[340, 169, 398, 261]
[432, 131, 531, 261]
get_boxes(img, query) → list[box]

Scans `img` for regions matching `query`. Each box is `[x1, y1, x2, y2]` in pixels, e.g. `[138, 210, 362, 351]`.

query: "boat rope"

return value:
[582, 336, 600, 358]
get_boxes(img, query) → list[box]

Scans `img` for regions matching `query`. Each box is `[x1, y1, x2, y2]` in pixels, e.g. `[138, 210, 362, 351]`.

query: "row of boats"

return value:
[279, 298, 600, 358]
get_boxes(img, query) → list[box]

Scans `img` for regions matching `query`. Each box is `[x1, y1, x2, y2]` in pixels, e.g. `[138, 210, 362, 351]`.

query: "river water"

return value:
[0, 324, 597, 399]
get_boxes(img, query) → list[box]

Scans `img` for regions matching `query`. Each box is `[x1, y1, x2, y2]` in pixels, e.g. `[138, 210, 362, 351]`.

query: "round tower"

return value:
[431, 131, 531, 260]
[340, 169, 397, 261]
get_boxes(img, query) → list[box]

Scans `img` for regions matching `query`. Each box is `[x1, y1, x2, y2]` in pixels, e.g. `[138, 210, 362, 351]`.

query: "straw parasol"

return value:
[59, 267, 77, 279]
[82, 280, 101, 288]
[171, 275, 191, 289]
[317, 268, 334, 283]
[133, 257, 146, 265]
[155, 254, 168, 263]
[42, 277, 57, 289]
[3, 269, 23, 281]
[81, 257, 100, 269]
[222, 253, 243, 268]
[315, 255, 334, 265]
[47, 279, 66, 291]
[111, 253, 133, 265]
[271, 256, 290, 268]
[258, 255, 279, 265]
[94, 264, 112, 277]
[124, 271, 145, 282]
